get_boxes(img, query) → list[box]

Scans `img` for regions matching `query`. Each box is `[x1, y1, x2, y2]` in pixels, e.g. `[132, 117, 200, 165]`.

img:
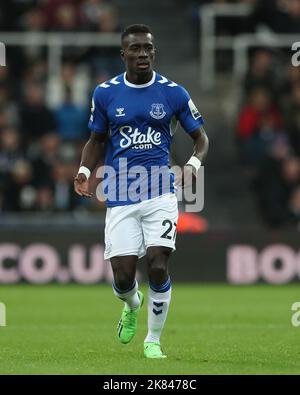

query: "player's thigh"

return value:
[104, 205, 143, 259]
[142, 194, 178, 250]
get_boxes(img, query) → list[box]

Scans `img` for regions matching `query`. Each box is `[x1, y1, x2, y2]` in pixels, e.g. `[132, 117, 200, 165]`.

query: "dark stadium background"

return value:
[1, 0, 300, 376]
[0, 0, 300, 285]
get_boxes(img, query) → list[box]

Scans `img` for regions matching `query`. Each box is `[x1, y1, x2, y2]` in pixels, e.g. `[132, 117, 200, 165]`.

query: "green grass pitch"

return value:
[0, 284, 299, 375]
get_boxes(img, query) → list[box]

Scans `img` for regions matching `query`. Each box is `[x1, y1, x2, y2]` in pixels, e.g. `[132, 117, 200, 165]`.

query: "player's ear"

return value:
[120, 49, 125, 60]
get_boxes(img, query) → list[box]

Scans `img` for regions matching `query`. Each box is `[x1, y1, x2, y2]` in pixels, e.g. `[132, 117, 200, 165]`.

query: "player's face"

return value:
[121, 33, 155, 76]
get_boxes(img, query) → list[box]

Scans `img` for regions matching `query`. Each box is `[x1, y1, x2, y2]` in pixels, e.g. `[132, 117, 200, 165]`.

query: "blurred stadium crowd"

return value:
[237, 50, 300, 229]
[1, 0, 300, 230]
[193, 0, 300, 34]
[0, 0, 122, 213]
[232, 0, 300, 229]
[196, 0, 300, 228]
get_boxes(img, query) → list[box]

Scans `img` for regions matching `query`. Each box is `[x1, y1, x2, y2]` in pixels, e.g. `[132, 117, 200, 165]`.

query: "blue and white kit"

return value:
[88, 71, 204, 259]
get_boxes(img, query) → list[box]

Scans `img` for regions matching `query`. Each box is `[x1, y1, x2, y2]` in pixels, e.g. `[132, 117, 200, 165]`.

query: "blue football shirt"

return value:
[88, 71, 204, 207]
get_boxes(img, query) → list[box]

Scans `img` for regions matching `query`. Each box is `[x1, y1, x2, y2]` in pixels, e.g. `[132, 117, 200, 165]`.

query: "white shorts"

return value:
[104, 193, 178, 260]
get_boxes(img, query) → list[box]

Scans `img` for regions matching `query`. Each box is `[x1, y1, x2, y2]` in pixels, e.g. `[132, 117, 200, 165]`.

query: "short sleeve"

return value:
[88, 86, 108, 134]
[176, 87, 204, 134]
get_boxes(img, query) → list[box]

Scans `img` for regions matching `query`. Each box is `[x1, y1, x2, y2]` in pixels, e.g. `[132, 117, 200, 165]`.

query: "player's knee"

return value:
[111, 257, 137, 291]
[114, 272, 135, 291]
[148, 257, 168, 284]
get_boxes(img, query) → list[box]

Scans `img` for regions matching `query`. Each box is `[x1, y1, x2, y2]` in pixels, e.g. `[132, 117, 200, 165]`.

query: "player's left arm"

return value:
[177, 125, 208, 190]
[174, 86, 209, 183]
[187, 125, 209, 167]
[181, 125, 209, 188]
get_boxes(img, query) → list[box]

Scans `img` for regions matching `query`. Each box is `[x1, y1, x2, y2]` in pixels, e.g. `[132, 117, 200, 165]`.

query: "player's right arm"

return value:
[74, 85, 109, 198]
[74, 131, 107, 198]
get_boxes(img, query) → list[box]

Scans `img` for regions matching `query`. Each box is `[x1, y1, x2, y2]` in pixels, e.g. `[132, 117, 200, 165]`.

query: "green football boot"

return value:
[117, 290, 144, 344]
[144, 342, 167, 359]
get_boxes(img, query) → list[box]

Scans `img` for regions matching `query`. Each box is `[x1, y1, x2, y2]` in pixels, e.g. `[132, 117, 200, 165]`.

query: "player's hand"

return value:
[74, 173, 93, 198]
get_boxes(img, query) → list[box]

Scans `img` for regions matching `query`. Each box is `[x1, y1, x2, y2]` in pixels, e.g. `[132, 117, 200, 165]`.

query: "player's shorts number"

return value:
[160, 219, 177, 241]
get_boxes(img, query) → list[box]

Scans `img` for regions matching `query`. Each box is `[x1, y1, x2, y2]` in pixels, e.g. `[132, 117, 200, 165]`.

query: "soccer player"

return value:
[74, 24, 209, 359]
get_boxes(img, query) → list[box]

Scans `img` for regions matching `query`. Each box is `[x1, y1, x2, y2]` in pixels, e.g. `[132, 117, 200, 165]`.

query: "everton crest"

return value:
[150, 103, 166, 119]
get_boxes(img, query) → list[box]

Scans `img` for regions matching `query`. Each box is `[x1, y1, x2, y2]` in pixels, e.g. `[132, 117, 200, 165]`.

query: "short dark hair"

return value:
[121, 24, 154, 44]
